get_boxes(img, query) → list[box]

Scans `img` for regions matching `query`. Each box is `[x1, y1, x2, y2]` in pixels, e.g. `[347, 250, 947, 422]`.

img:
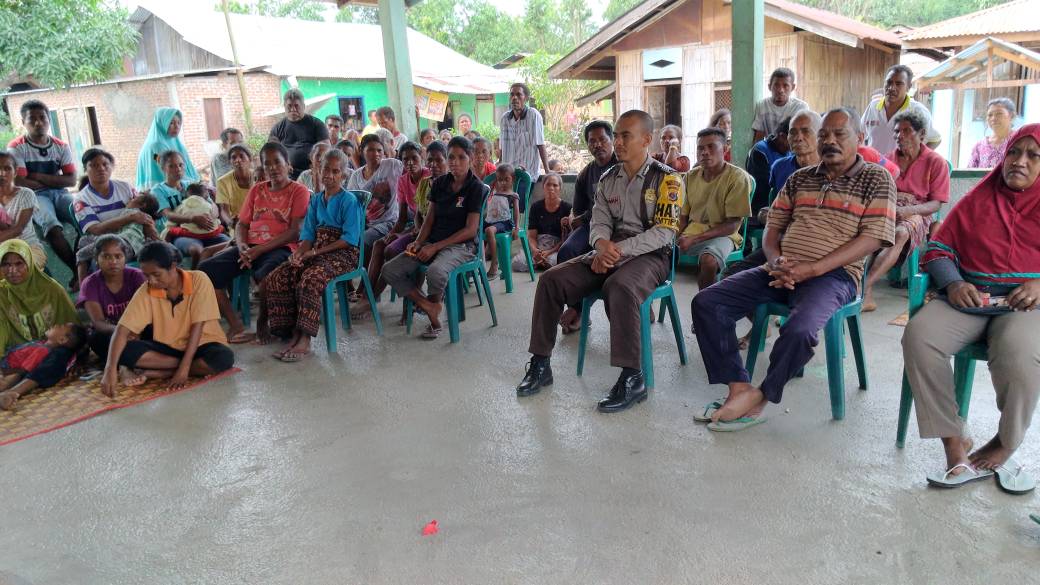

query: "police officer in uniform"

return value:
[516, 110, 684, 412]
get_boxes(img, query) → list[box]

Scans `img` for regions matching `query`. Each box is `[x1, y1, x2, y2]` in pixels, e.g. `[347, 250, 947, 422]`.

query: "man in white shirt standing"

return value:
[862, 64, 941, 155]
[499, 83, 549, 206]
[752, 68, 810, 143]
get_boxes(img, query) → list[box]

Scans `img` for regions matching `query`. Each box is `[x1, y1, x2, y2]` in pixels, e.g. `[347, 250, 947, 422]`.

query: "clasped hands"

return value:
[948, 279, 1040, 311]
[767, 256, 817, 289]
[591, 240, 621, 274]
[406, 241, 440, 262]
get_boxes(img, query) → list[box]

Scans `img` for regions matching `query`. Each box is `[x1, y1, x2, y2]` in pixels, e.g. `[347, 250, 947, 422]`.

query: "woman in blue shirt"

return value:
[262, 149, 364, 362]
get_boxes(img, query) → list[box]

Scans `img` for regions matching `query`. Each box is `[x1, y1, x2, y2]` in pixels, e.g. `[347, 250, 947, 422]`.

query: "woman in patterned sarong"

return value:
[263, 149, 364, 362]
[863, 109, 950, 311]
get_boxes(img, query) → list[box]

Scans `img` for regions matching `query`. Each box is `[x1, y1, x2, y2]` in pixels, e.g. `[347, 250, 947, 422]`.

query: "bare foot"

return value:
[739, 321, 773, 350]
[559, 308, 580, 333]
[713, 384, 767, 422]
[969, 435, 1015, 470]
[350, 300, 372, 320]
[137, 369, 174, 380]
[228, 329, 256, 344]
[118, 366, 147, 387]
[253, 326, 274, 346]
[416, 298, 443, 330]
[862, 291, 877, 312]
[941, 436, 974, 475]
[0, 390, 18, 411]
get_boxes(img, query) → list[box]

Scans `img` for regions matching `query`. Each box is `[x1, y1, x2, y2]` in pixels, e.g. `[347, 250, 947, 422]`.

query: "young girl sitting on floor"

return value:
[0, 322, 88, 410]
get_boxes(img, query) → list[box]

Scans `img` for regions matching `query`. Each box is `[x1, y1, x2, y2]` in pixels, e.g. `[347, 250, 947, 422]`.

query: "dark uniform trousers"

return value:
[527, 249, 670, 369]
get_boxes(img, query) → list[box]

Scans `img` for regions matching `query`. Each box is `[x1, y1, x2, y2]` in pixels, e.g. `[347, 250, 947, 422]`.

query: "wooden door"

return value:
[203, 98, 224, 141]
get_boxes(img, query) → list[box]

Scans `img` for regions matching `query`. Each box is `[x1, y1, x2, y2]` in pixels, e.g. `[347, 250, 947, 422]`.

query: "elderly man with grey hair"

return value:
[690, 107, 896, 431]
[268, 88, 329, 179]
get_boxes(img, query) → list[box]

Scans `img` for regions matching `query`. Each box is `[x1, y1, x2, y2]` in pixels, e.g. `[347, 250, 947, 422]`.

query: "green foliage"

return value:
[518, 51, 598, 134]
[796, 0, 1012, 28]
[246, 133, 269, 157]
[604, 0, 642, 22]
[0, 0, 138, 89]
[222, 0, 324, 21]
[406, 0, 597, 66]
[0, 111, 17, 147]
[474, 121, 499, 142]
[335, 6, 379, 24]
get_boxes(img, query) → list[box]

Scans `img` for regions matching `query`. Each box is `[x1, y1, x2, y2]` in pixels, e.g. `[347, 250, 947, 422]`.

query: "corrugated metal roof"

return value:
[551, 0, 901, 80]
[902, 0, 1040, 41]
[766, 0, 902, 47]
[918, 36, 1040, 88]
[132, 1, 512, 95]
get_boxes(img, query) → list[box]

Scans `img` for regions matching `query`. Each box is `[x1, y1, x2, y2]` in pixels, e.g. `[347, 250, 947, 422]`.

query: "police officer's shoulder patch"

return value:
[653, 173, 683, 231]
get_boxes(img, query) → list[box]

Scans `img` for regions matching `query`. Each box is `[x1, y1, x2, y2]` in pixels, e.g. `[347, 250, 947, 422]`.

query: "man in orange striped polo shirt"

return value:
[691, 107, 896, 431]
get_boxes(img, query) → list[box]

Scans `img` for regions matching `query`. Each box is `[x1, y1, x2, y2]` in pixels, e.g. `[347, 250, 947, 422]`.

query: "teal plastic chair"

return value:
[743, 260, 871, 420]
[887, 160, 952, 287]
[576, 244, 688, 390]
[895, 272, 984, 448]
[677, 177, 755, 274]
[231, 270, 253, 327]
[483, 169, 534, 293]
[404, 185, 498, 343]
[322, 190, 383, 352]
[746, 186, 775, 252]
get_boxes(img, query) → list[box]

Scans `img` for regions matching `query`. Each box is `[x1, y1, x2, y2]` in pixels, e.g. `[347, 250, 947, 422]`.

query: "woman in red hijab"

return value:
[903, 124, 1040, 492]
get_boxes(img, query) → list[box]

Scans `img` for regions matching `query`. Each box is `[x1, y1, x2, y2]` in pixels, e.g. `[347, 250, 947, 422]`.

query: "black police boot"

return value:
[596, 368, 647, 413]
[517, 355, 553, 397]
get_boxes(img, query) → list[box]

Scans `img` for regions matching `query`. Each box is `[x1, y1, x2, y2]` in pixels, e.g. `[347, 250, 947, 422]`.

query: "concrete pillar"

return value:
[378, 0, 418, 139]
[731, 0, 764, 166]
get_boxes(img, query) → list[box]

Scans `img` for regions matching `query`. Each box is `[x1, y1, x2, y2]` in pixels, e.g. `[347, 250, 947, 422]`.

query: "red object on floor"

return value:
[421, 520, 438, 536]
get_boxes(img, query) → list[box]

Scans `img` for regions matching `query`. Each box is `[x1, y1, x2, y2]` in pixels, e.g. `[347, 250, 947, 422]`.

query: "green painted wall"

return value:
[285, 78, 505, 135]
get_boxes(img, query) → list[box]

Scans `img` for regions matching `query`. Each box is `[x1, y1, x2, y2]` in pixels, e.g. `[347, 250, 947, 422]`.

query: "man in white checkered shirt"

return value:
[499, 83, 549, 204]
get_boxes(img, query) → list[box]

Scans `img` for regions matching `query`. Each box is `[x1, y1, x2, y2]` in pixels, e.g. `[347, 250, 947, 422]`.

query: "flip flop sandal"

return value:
[707, 415, 767, 432]
[421, 325, 442, 339]
[693, 399, 726, 423]
[926, 463, 994, 488]
[279, 351, 311, 363]
[229, 332, 256, 344]
[995, 459, 1036, 495]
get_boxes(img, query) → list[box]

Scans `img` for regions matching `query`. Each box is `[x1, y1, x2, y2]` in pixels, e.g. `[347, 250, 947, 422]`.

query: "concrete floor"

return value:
[2, 272, 1039, 585]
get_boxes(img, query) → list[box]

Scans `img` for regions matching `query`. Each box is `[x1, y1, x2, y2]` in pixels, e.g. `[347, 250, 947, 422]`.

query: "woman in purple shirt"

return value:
[76, 234, 146, 358]
[968, 98, 1017, 169]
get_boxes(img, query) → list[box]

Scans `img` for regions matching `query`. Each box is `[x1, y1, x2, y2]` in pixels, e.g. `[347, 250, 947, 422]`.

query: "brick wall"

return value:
[5, 72, 282, 185]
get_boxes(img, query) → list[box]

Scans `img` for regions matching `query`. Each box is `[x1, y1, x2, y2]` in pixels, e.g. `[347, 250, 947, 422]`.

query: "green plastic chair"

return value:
[404, 184, 498, 343]
[322, 190, 383, 352]
[232, 270, 253, 327]
[895, 272, 984, 448]
[483, 169, 534, 293]
[677, 176, 755, 275]
[746, 186, 775, 252]
[743, 260, 871, 420]
[575, 244, 688, 390]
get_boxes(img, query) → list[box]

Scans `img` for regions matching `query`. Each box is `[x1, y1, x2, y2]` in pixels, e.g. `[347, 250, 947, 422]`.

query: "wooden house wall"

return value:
[798, 34, 897, 114]
[132, 15, 230, 76]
